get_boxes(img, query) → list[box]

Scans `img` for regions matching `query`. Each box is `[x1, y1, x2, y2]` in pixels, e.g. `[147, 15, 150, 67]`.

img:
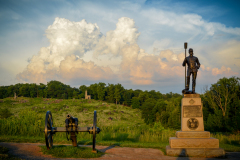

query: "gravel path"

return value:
[0, 142, 240, 160]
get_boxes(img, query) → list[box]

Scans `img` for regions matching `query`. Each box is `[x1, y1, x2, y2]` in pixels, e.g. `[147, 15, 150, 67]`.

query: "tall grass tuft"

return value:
[0, 110, 44, 137]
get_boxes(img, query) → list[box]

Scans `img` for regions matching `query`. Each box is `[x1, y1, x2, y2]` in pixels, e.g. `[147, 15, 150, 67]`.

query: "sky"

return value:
[0, 0, 240, 94]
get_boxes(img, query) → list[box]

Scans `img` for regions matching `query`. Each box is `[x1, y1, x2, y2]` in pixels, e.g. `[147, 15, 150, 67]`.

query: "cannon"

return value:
[44, 110, 100, 153]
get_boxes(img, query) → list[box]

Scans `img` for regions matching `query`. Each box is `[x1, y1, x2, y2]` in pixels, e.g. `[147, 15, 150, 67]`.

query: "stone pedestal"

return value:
[166, 94, 225, 158]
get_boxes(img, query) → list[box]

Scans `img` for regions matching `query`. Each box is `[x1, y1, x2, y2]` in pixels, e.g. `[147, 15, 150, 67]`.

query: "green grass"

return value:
[39, 145, 104, 158]
[0, 97, 240, 155]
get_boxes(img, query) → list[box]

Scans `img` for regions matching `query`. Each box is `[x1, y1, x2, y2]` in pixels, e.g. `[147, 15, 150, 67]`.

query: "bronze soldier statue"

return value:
[182, 48, 200, 94]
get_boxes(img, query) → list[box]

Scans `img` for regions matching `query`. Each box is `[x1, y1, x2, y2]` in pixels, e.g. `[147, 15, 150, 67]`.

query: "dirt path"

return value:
[0, 142, 240, 160]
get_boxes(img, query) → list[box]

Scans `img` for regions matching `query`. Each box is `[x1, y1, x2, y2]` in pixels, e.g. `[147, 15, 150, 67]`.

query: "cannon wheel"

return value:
[45, 111, 53, 150]
[92, 110, 97, 153]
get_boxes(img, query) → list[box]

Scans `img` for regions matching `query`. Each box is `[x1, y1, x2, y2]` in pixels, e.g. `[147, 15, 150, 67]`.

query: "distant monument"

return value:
[166, 43, 225, 158]
[85, 90, 91, 99]
[14, 92, 17, 100]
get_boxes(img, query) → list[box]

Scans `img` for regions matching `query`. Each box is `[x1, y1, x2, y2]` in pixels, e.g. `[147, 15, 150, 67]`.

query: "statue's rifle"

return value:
[184, 42, 188, 88]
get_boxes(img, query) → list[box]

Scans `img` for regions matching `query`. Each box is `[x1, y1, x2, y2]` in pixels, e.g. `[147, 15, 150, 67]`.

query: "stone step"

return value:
[169, 137, 219, 148]
[166, 145, 225, 158]
[176, 131, 210, 138]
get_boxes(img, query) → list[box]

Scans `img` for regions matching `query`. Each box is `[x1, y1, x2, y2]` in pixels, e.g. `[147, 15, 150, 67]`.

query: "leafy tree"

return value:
[44, 88, 48, 98]
[38, 83, 46, 98]
[47, 81, 65, 98]
[0, 87, 6, 99]
[105, 83, 115, 103]
[7, 85, 14, 97]
[133, 89, 142, 97]
[97, 82, 106, 101]
[29, 84, 37, 98]
[131, 97, 140, 109]
[66, 87, 74, 99]
[205, 109, 224, 132]
[122, 89, 133, 106]
[166, 97, 181, 129]
[114, 83, 124, 104]
[73, 89, 79, 99]
[141, 98, 156, 124]
[89, 83, 98, 99]
[19, 84, 30, 97]
[114, 87, 121, 105]
[204, 77, 240, 131]
[205, 77, 239, 117]
[152, 100, 167, 124]
[148, 90, 163, 100]
[79, 85, 87, 93]
[79, 85, 87, 98]
[138, 91, 149, 105]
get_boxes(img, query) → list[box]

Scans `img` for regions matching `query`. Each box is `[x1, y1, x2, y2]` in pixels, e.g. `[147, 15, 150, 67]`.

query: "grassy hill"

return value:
[3, 97, 145, 127]
[0, 97, 240, 153]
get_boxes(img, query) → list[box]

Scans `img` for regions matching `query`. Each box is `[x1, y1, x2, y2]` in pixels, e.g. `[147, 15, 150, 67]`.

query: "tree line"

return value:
[0, 76, 239, 132]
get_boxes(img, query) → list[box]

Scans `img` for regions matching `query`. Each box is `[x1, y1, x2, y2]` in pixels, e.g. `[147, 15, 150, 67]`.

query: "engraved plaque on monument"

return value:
[183, 105, 202, 117]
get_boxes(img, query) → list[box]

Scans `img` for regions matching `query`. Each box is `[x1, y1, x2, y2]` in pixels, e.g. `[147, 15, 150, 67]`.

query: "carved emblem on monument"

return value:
[187, 118, 199, 130]
[189, 99, 195, 104]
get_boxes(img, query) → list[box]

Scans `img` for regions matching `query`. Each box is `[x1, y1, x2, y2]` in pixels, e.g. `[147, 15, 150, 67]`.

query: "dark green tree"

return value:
[141, 98, 156, 124]
[114, 83, 124, 104]
[89, 83, 98, 99]
[114, 87, 121, 105]
[131, 97, 140, 109]
[138, 91, 149, 105]
[123, 89, 133, 106]
[97, 82, 106, 101]
[105, 83, 115, 103]
[204, 76, 240, 131]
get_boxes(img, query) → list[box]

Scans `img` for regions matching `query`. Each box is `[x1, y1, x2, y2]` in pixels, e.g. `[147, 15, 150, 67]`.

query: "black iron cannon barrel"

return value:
[44, 110, 100, 152]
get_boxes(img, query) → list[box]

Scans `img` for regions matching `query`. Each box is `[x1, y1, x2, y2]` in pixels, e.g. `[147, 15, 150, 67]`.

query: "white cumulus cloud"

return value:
[17, 16, 239, 88]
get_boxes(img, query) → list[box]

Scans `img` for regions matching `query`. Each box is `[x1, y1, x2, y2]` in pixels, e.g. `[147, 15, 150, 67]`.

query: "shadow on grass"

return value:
[98, 145, 118, 152]
[40, 145, 104, 158]
[0, 145, 22, 160]
[77, 140, 120, 153]
[77, 140, 92, 145]
[229, 140, 240, 146]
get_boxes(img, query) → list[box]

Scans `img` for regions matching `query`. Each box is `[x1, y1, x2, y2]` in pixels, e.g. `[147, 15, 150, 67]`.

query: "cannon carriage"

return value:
[44, 110, 100, 153]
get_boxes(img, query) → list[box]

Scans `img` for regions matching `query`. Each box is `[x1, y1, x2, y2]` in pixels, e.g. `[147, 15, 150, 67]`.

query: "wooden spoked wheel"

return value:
[45, 111, 53, 150]
[92, 110, 97, 152]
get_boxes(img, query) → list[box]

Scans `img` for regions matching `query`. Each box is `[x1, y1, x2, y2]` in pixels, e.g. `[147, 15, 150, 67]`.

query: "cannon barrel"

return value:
[67, 114, 73, 119]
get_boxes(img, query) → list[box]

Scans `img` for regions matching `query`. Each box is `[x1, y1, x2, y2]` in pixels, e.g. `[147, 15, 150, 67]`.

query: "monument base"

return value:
[176, 131, 210, 138]
[169, 137, 219, 148]
[166, 145, 225, 158]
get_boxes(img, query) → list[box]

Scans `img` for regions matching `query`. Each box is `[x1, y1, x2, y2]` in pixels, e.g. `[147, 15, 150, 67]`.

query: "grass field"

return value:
[0, 97, 240, 155]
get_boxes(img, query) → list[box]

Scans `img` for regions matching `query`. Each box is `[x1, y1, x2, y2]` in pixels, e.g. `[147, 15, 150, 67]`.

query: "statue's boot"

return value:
[186, 77, 190, 90]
